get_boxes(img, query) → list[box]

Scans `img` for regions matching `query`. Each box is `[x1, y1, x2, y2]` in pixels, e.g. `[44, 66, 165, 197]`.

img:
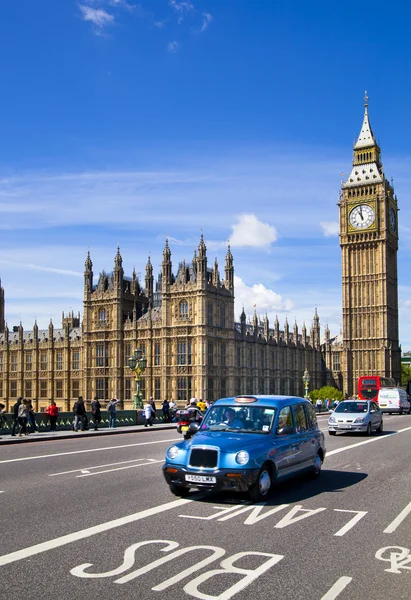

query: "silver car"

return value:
[328, 400, 383, 436]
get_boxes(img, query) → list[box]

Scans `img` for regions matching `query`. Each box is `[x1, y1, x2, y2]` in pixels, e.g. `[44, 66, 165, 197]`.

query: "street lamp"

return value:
[302, 369, 310, 399]
[127, 348, 147, 409]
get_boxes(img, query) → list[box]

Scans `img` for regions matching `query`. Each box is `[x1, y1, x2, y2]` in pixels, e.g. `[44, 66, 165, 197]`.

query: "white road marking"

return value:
[320, 576, 352, 599]
[326, 426, 411, 457]
[384, 501, 411, 534]
[50, 458, 149, 476]
[0, 497, 194, 567]
[333, 509, 368, 536]
[76, 459, 163, 478]
[0, 438, 180, 465]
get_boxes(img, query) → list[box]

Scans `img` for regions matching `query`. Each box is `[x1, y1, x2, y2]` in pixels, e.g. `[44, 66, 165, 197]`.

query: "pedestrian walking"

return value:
[0, 403, 7, 428]
[162, 399, 170, 422]
[149, 397, 157, 419]
[11, 397, 22, 436]
[315, 398, 322, 413]
[45, 401, 59, 431]
[73, 396, 86, 431]
[91, 397, 102, 431]
[143, 400, 154, 427]
[169, 399, 177, 422]
[107, 398, 120, 428]
[26, 400, 37, 432]
[17, 399, 29, 436]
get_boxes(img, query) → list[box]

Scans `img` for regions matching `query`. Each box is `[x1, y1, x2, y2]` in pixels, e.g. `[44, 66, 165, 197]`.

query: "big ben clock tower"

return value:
[340, 93, 401, 395]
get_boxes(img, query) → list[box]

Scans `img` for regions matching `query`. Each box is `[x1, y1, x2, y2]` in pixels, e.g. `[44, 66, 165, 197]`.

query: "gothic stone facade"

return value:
[0, 239, 328, 411]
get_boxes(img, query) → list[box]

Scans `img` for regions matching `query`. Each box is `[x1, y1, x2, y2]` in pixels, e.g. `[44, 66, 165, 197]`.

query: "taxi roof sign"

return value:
[234, 396, 258, 403]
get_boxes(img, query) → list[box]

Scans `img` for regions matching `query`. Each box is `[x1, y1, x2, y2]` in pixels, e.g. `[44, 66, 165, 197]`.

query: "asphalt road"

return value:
[1, 413, 411, 600]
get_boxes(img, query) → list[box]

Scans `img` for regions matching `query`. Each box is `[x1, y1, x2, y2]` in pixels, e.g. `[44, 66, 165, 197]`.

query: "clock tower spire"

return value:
[339, 93, 400, 395]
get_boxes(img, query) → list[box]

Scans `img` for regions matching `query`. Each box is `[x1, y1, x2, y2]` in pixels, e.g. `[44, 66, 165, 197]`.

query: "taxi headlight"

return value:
[235, 451, 249, 465]
[353, 417, 365, 424]
[328, 416, 336, 423]
[167, 446, 179, 459]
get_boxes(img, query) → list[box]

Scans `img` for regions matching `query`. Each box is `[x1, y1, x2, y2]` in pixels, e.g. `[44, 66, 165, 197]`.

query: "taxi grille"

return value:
[189, 448, 218, 469]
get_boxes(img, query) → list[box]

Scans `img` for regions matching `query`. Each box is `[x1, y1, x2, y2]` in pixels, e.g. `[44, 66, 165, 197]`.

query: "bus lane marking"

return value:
[70, 538, 284, 599]
[333, 510, 368, 536]
[0, 497, 194, 567]
[383, 500, 411, 533]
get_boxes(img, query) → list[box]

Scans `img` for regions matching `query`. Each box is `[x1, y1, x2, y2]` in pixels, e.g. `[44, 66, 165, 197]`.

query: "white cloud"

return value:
[234, 275, 293, 319]
[320, 221, 339, 237]
[169, 1, 194, 13]
[229, 214, 277, 248]
[200, 12, 212, 32]
[78, 5, 115, 31]
[167, 40, 179, 53]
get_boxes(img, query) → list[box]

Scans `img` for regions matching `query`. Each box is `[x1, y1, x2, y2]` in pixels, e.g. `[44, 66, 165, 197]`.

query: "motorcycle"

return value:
[176, 409, 203, 439]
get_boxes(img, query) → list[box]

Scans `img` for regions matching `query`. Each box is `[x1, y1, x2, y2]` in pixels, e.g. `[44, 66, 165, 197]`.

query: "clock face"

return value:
[389, 207, 396, 233]
[349, 204, 375, 229]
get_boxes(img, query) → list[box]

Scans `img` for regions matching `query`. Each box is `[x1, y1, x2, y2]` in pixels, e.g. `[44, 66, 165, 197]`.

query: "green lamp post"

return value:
[302, 369, 310, 399]
[127, 349, 147, 409]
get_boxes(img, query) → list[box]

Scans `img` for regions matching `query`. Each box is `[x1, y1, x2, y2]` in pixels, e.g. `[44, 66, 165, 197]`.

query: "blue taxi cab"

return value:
[163, 395, 326, 501]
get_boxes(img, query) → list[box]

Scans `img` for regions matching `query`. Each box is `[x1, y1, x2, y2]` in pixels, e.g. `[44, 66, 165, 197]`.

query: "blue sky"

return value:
[1, 0, 411, 348]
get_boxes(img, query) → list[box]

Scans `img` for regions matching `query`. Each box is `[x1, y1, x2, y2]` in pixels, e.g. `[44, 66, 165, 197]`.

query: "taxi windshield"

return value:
[335, 402, 369, 413]
[200, 405, 276, 434]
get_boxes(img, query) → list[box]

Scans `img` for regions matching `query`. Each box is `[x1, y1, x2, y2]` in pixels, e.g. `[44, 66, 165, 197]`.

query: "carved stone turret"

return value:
[224, 244, 234, 291]
[84, 251, 93, 295]
[145, 256, 154, 304]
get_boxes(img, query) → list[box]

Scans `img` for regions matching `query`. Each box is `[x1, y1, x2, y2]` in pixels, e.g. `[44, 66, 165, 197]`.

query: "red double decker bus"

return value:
[357, 376, 395, 401]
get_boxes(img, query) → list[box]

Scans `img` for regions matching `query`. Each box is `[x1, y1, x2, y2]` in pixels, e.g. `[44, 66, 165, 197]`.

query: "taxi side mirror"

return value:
[277, 426, 295, 436]
[187, 422, 200, 438]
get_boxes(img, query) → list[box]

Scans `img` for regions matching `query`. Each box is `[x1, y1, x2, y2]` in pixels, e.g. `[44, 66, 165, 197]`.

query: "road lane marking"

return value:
[76, 459, 163, 477]
[320, 577, 352, 599]
[0, 497, 194, 567]
[0, 438, 180, 464]
[384, 501, 411, 533]
[50, 458, 149, 476]
[326, 426, 411, 457]
[333, 509, 368, 536]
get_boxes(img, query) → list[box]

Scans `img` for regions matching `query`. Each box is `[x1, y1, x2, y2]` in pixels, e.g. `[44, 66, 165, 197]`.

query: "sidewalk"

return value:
[0, 422, 177, 445]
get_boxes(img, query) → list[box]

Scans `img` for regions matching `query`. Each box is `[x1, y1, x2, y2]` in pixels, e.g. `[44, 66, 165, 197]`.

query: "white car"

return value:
[328, 400, 383, 436]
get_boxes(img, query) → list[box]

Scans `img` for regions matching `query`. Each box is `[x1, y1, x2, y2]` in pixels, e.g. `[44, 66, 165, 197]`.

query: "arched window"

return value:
[179, 301, 189, 318]
[98, 308, 107, 323]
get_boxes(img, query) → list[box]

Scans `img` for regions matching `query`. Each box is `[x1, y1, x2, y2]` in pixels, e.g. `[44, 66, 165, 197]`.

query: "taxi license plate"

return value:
[185, 474, 217, 484]
[181, 426, 189, 432]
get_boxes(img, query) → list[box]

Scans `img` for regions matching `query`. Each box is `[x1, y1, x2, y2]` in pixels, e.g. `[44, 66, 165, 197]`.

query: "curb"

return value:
[0, 424, 177, 445]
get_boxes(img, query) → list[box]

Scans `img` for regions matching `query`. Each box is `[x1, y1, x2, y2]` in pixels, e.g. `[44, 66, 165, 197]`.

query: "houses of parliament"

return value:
[0, 98, 402, 411]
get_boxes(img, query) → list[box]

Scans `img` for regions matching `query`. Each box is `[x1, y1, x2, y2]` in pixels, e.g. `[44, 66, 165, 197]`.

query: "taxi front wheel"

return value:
[248, 465, 273, 502]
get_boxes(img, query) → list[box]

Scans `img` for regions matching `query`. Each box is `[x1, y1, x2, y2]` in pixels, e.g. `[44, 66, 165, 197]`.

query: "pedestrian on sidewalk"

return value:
[91, 397, 101, 431]
[26, 400, 37, 433]
[315, 398, 322, 413]
[162, 399, 170, 422]
[17, 399, 29, 436]
[46, 401, 59, 431]
[73, 396, 86, 431]
[107, 398, 120, 428]
[144, 400, 154, 427]
[0, 403, 7, 429]
[11, 397, 22, 436]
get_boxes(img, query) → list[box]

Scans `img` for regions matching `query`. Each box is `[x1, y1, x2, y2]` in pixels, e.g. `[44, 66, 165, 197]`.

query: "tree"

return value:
[308, 386, 344, 403]
[401, 364, 411, 387]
